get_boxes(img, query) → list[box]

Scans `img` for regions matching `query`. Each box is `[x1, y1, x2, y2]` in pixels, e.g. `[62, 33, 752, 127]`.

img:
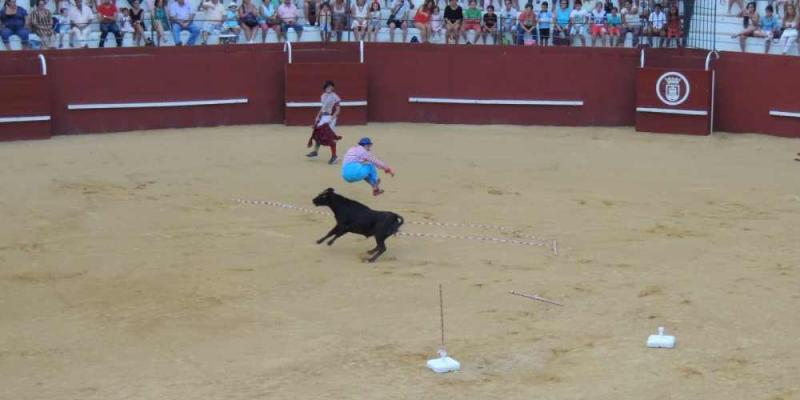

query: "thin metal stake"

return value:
[439, 284, 445, 351]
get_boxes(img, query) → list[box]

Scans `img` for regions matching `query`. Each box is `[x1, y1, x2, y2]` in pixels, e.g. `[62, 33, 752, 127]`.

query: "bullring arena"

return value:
[1, 42, 800, 399]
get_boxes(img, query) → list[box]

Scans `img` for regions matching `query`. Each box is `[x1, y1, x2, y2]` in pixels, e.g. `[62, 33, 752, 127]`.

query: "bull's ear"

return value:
[326, 188, 334, 193]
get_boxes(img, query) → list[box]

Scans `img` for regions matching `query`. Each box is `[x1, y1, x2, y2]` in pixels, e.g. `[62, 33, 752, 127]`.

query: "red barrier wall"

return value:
[0, 75, 52, 141]
[0, 45, 797, 138]
[47, 46, 286, 135]
[714, 52, 800, 138]
[366, 44, 640, 126]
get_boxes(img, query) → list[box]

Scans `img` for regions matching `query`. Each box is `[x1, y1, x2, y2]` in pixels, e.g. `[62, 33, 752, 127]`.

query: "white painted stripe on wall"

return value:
[68, 98, 249, 110]
[636, 107, 709, 116]
[286, 101, 368, 108]
[769, 110, 800, 118]
[408, 97, 584, 106]
[0, 115, 51, 123]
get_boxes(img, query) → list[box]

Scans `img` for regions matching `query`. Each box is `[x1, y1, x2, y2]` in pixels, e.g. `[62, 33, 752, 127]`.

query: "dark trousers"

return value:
[99, 22, 123, 47]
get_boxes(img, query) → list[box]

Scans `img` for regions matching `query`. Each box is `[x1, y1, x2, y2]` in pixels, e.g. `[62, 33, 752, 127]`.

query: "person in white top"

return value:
[646, 2, 665, 47]
[351, 0, 369, 41]
[68, 0, 93, 48]
[569, 0, 588, 46]
[200, 0, 225, 44]
[779, 3, 798, 55]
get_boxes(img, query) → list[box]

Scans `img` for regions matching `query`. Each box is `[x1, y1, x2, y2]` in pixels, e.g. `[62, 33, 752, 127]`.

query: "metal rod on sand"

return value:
[439, 284, 445, 351]
[508, 290, 564, 307]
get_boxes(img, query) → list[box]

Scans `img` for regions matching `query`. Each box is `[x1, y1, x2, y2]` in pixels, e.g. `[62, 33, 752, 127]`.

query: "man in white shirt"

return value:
[647, 2, 665, 47]
[168, 0, 200, 45]
[200, 0, 225, 45]
[68, 0, 93, 48]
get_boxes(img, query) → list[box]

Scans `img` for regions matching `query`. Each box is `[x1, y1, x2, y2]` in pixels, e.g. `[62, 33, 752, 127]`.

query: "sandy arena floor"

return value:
[1, 123, 799, 400]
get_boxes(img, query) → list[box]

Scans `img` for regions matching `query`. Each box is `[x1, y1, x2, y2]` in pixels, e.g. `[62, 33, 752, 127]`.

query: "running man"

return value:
[342, 137, 395, 196]
[306, 80, 342, 165]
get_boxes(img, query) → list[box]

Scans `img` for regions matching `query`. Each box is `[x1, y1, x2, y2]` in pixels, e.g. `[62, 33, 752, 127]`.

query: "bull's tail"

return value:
[391, 215, 405, 236]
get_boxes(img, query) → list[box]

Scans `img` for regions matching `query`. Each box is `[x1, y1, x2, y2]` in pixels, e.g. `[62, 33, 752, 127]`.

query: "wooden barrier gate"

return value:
[635, 51, 716, 136]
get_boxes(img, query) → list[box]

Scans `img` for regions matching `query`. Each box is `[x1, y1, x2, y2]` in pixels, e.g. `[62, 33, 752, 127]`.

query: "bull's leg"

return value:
[326, 231, 347, 246]
[366, 246, 380, 255]
[316, 226, 340, 244]
[366, 236, 387, 263]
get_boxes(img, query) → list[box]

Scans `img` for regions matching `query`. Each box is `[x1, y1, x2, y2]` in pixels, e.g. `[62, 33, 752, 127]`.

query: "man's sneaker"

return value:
[306, 151, 318, 158]
[372, 188, 384, 196]
[328, 156, 338, 165]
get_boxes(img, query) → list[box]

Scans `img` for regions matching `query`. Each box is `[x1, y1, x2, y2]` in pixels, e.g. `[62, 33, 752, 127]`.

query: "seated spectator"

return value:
[318, 1, 332, 42]
[481, 4, 498, 44]
[222, 2, 241, 42]
[620, 0, 640, 47]
[413, 0, 433, 43]
[553, 0, 570, 43]
[305, 0, 318, 26]
[731, 1, 758, 52]
[367, 1, 381, 41]
[663, 3, 682, 47]
[129, 0, 145, 46]
[277, 0, 303, 42]
[351, 0, 369, 41]
[517, 2, 536, 45]
[461, 0, 481, 43]
[169, 0, 200, 45]
[239, 0, 260, 43]
[589, 0, 607, 47]
[332, 0, 347, 41]
[537, 1, 551, 46]
[757, 5, 778, 53]
[638, 0, 651, 44]
[30, 0, 54, 49]
[55, 6, 69, 48]
[69, 0, 93, 48]
[444, 0, 463, 44]
[646, 2, 665, 47]
[119, 6, 134, 43]
[499, 0, 517, 45]
[97, 0, 123, 47]
[0, 0, 30, 50]
[151, 0, 170, 46]
[569, 0, 588, 46]
[260, 0, 281, 42]
[200, 0, 225, 45]
[483, 0, 502, 13]
[606, 6, 621, 46]
[430, 5, 443, 41]
[779, 3, 797, 55]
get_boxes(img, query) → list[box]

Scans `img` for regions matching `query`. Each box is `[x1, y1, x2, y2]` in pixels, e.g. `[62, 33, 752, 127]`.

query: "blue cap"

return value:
[358, 137, 373, 146]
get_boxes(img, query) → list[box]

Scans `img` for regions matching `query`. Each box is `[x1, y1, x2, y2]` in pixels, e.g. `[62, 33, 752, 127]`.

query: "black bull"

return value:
[312, 188, 404, 262]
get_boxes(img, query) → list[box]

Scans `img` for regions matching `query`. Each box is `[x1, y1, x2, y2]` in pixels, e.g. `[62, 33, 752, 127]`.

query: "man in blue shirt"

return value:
[169, 0, 200, 45]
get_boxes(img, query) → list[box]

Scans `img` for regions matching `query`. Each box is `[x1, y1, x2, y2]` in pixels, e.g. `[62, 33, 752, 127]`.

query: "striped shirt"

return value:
[343, 146, 389, 171]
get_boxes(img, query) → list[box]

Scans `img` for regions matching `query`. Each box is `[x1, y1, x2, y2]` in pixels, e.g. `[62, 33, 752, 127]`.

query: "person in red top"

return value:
[413, 0, 433, 43]
[97, 0, 123, 47]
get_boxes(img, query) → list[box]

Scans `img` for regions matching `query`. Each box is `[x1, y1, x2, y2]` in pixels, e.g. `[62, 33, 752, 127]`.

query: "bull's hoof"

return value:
[316, 240, 324, 245]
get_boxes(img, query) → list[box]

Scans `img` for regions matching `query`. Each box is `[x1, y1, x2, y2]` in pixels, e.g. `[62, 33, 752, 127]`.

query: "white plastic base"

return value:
[646, 327, 676, 349]
[427, 356, 461, 373]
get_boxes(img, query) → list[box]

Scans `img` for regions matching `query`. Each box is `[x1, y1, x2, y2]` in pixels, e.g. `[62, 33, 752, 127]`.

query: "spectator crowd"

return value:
[13, 0, 793, 52]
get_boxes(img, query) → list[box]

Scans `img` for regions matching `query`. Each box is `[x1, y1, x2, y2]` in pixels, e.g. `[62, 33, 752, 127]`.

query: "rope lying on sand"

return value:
[233, 199, 559, 255]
